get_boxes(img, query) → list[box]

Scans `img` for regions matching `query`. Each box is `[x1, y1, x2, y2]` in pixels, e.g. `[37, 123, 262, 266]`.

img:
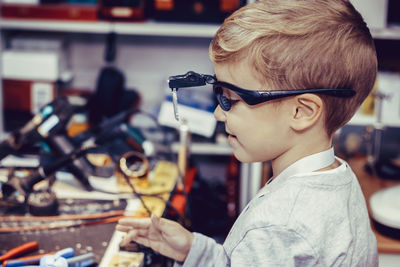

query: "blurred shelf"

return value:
[113, 21, 219, 38]
[348, 113, 400, 128]
[0, 19, 112, 33]
[348, 113, 377, 126]
[2, 18, 400, 39]
[371, 26, 400, 40]
[171, 142, 233, 156]
[0, 19, 219, 37]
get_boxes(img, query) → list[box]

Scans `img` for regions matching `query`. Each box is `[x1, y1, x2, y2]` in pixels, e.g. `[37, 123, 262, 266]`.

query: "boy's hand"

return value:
[116, 215, 194, 262]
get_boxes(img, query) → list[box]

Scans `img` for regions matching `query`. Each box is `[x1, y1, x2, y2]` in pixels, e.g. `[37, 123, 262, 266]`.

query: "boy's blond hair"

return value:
[210, 0, 377, 136]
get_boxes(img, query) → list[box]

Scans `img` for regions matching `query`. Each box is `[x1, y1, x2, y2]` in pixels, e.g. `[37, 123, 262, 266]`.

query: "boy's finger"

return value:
[118, 218, 152, 228]
[134, 236, 151, 248]
[151, 214, 172, 230]
[137, 228, 150, 237]
[151, 215, 177, 233]
[151, 214, 161, 229]
[120, 229, 138, 247]
[117, 225, 150, 236]
[116, 225, 132, 232]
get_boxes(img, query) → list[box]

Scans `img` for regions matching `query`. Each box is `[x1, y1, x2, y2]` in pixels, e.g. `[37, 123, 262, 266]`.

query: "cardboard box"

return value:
[2, 50, 66, 81]
[158, 98, 217, 138]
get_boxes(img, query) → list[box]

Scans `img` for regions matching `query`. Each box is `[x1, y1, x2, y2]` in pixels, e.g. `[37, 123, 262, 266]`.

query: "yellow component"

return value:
[116, 160, 178, 218]
[360, 78, 377, 115]
[116, 152, 150, 192]
[137, 161, 178, 217]
[67, 121, 90, 137]
[109, 251, 144, 267]
[86, 153, 113, 167]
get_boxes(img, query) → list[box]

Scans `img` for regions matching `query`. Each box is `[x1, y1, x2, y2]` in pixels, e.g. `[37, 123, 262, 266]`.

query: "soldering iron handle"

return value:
[1, 145, 95, 199]
[94, 108, 137, 134]
[1, 167, 46, 198]
[23, 146, 86, 191]
[23, 169, 46, 192]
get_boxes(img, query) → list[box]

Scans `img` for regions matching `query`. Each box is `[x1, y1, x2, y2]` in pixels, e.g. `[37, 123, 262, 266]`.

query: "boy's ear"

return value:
[290, 94, 323, 132]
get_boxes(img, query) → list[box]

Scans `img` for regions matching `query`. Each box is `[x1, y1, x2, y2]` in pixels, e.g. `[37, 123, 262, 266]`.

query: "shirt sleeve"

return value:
[174, 232, 228, 267]
[231, 226, 317, 266]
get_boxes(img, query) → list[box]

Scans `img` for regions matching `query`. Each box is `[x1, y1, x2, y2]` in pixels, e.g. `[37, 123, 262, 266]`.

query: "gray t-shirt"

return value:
[178, 158, 378, 266]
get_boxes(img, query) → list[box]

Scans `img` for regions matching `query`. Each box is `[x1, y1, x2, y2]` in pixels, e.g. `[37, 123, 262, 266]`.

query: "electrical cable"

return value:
[120, 168, 188, 227]
[1, 145, 97, 200]
[138, 190, 187, 226]
[0, 210, 126, 221]
[0, 215, 125, 233]
[120, 172, 153, 216]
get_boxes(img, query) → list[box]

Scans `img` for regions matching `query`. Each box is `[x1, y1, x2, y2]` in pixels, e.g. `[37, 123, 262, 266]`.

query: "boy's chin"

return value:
[233, 150, 256, 163]
[233, 148, 270, 163]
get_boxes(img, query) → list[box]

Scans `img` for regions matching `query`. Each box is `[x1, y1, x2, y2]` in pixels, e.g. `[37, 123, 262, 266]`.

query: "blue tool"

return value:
[66, 253, 94, 267]
[39, 248, 74, 267]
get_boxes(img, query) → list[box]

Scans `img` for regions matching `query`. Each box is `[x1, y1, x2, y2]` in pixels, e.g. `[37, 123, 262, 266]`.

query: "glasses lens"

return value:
[213, 86, 231, 111]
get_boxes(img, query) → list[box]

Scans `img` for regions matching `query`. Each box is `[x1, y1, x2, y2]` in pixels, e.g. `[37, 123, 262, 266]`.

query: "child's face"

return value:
[213, 61, 292, 163]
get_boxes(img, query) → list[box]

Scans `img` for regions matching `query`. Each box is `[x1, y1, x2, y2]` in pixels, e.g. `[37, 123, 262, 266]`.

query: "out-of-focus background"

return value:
[0, 1, 399, 266]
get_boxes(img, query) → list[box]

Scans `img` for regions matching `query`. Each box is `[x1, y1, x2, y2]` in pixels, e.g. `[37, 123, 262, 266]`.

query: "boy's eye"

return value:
[213, 85, 242, 110]
[222, 93, 241, 109]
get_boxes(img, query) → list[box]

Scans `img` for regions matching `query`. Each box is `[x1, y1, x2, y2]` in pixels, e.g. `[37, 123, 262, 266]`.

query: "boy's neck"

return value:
[271, 135, 334, 179]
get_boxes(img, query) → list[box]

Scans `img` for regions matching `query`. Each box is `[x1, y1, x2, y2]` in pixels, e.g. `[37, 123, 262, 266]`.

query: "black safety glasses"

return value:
[168, 71, 356, 112]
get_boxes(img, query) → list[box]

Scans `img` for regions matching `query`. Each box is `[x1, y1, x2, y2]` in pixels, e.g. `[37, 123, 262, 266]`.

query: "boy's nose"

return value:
[214, 105, 226, 122]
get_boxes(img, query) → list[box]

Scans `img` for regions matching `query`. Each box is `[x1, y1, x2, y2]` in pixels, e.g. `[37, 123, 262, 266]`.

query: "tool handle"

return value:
[0, 241, 39, 262]
[177, 145, 187, 190]
[3, 252, 50, 267]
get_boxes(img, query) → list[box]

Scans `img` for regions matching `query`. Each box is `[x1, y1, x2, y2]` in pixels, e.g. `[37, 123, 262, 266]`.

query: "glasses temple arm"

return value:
[262, 89, 356, 99]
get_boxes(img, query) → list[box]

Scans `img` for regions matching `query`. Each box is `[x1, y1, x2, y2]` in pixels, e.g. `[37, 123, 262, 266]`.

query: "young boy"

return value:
[116, 0, 378, 266]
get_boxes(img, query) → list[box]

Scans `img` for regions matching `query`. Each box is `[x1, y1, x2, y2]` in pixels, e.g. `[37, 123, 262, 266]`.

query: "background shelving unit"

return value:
[371, 26, 400, 40]
[0, 16, 235, 194]
[0, 19, 220, 140]
[1, 18, 400, 138]
[0, 19, 220, 37]
[0, 19, 112, 33]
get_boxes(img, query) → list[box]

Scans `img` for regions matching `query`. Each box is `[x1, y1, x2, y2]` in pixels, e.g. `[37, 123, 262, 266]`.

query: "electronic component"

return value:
[116, 151, 150, 193]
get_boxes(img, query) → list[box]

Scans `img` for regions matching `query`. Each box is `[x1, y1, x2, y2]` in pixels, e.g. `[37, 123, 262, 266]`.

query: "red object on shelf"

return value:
[170, 166, 197, 216]
[3, 79, 56, 113]
[0, 3, 98, 21]
[225, 155, 240, 225]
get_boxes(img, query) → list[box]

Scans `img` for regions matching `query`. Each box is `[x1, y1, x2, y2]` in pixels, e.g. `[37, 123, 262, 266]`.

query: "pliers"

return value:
[0, 241, 39, 263]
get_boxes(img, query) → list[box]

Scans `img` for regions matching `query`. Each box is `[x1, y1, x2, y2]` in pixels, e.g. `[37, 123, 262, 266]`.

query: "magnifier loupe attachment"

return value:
[168, 71, 209, 89]
[167, 71, 215, 121]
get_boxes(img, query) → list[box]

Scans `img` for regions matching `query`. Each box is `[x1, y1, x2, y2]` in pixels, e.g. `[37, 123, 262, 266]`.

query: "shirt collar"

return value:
[259, 147, 335, 194]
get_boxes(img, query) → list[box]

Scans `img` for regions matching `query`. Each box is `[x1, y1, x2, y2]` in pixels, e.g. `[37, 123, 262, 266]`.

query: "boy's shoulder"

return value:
[224, 164, 376, 266]
[225, 163, 371, 255]
[244, 162, 357, 229]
